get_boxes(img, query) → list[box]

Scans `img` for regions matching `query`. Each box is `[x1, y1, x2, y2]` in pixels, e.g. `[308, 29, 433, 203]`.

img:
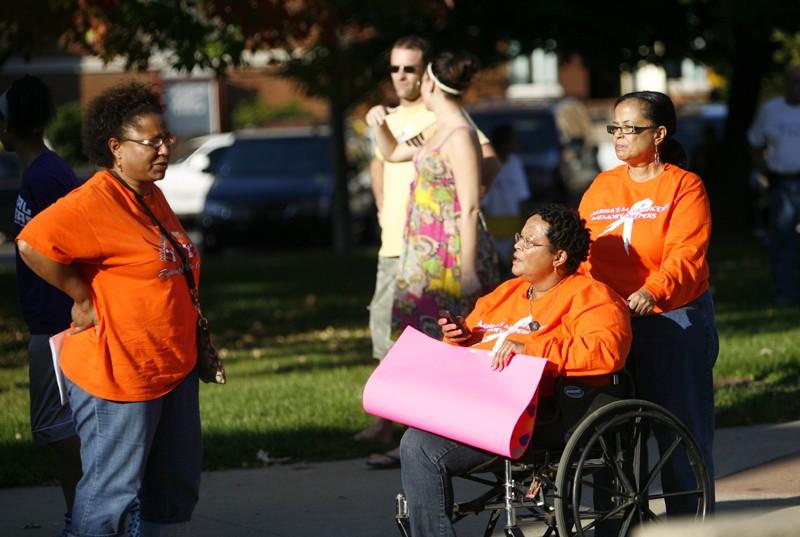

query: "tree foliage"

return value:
[4, 1, 800, 236]
[2, 2, 799, 102]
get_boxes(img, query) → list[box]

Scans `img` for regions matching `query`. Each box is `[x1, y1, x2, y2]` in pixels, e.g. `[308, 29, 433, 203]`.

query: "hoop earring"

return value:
[654, 145, 661, 166]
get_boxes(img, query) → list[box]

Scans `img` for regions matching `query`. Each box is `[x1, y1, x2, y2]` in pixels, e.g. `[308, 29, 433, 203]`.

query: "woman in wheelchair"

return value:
[399, 204, 633, 537]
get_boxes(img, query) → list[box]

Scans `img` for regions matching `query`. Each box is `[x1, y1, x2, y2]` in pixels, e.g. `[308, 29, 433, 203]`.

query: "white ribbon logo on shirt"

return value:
[597, 199, 654, 255]
[479, 316, 542, 355]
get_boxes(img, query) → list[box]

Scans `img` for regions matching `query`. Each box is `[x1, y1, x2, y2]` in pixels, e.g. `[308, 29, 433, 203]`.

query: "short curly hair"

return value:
[531, 203, 591, 275]
[82, 81, 164, 168]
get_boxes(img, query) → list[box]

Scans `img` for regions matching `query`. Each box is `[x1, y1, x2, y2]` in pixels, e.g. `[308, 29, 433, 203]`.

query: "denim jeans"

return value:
[770, 179, 800, 303]
[64, 371, 201, 537]
[627, 291, 719, 514]
[400, 428, 495, 537]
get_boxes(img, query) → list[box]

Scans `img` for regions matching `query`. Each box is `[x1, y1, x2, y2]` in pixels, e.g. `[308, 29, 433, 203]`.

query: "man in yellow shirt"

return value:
[356, 36, 499, 466]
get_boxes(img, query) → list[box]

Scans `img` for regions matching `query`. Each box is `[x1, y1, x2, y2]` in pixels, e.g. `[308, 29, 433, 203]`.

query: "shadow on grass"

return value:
[716, 360, 800, 427]
[716, 305, 800, 335]
[0, 441, 58, 488]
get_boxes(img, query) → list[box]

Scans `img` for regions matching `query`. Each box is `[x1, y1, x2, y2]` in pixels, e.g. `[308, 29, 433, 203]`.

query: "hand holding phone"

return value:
[438, 309, 470, 341]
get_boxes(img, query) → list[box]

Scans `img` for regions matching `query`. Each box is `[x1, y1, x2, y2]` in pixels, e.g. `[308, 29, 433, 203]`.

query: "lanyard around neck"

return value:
[110, 171, 199, 303]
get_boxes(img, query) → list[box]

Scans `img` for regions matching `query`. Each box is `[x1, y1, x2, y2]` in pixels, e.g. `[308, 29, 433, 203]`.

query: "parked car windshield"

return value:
[169, 138, 207, 163]
[220, 137, 332, 176]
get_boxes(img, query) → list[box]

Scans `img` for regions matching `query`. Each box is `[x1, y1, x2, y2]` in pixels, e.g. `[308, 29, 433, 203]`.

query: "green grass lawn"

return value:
[709, 238, 800, 427]
[1, 237, 799, 487]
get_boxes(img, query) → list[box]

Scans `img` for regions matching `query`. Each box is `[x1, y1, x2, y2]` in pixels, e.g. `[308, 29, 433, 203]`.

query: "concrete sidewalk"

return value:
[2, 421, 799, 537]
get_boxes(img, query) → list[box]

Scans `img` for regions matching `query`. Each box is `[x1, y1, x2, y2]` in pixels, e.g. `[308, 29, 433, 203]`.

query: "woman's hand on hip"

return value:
[627, 288, 656, 317]
[70, 299, 98, 335]
[491, 339, 525, 371]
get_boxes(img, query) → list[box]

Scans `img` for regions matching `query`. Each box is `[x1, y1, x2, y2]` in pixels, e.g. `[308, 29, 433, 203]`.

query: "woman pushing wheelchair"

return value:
[399, 204, 632, 537]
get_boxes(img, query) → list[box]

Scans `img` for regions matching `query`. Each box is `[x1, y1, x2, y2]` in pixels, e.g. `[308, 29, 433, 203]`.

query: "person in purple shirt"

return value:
[2, 75, 83, 537]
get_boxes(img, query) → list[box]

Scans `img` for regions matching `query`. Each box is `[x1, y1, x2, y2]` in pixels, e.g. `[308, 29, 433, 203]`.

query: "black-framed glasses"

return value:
[514, 233, 549, 250]
[120, 134, 176, 149]
[389, 65, 418, 74]
[606, 124, 657, 135]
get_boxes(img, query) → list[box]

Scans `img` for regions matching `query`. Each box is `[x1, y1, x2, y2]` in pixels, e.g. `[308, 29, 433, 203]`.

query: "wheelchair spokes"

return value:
[555, 400, 709, 537]
[393, 399, 709, 537]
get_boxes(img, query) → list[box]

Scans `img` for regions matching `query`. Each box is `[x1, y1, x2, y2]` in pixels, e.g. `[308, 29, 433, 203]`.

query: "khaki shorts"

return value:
[368, 256, 399, 359]
[29, 334, 76, 444]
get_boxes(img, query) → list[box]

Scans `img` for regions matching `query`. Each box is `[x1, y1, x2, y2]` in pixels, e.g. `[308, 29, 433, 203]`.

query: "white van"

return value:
[158, 133, 234, 221]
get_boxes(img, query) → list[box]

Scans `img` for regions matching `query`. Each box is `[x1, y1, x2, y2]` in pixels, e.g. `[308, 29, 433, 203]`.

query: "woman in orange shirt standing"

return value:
[17, 82, 202, 537]
[578, 91, 719, 514]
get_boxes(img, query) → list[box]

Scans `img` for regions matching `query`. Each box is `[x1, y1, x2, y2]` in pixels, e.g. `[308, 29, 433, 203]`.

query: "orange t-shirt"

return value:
[455, 275, 631, 395]
[17, 170, 199, 401]
[578, 164, 711, 313]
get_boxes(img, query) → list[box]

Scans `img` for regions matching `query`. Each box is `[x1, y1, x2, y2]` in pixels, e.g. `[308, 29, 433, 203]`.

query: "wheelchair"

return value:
[393, 372, 710, 537]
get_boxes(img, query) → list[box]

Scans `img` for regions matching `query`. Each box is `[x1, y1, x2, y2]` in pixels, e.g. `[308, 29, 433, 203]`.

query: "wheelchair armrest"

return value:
[551, 371, 633, 433]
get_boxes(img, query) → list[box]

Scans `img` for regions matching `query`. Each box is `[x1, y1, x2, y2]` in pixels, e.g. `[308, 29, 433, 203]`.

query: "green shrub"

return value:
[232, 98, 312, 130]
[47, 101, 85, 167]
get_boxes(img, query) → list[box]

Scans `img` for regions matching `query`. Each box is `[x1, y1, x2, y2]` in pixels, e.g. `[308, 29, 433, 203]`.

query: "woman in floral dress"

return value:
[368, 50, 499, 339]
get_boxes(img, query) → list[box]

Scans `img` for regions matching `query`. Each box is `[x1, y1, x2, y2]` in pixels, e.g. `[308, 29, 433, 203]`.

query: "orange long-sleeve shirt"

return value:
[17, 171, 199, 402]
[455, 275, 631, 394]
[578, 164, 711, 313]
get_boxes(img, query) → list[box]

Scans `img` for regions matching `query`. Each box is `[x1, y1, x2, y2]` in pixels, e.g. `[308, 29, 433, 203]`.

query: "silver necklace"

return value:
[526, 277, 566, 331]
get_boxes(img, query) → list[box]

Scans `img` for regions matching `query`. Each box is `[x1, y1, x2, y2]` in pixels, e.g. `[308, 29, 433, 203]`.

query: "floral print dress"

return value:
[392, 130, 500, 339]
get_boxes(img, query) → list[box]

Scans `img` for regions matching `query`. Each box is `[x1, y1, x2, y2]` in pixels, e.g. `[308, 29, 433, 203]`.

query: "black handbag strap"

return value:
[110, 172, 201, 310]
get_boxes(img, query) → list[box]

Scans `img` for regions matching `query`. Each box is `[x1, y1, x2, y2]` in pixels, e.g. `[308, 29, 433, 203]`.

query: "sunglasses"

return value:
[389, 65, 418, 74]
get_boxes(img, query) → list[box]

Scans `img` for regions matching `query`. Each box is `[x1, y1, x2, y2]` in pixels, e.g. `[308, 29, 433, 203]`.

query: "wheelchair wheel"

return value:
[553, 399, 709, 537]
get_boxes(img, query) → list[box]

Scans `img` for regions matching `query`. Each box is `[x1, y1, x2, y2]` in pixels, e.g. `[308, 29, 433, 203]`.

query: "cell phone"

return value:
[438, 310, 465, 332]
[438, 309, 455, 323]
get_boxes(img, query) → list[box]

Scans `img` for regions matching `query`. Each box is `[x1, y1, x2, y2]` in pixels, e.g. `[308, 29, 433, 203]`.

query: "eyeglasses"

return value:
[120, 134, 176, 149]
[606, 124, 657, 135]
[389, 65, 418, 74]
[514, 233, 549, 250]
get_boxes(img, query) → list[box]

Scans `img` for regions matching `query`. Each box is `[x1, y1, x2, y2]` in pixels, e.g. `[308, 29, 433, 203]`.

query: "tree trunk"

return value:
[717, 27, 773, 236]
[329, 96, 352, 253]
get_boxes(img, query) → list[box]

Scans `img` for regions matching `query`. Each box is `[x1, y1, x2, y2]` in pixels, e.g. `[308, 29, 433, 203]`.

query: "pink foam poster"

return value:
[362, 327, 548, 458]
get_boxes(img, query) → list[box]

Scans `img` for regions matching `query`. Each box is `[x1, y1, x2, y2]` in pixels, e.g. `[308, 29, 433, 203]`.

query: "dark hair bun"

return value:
[431, 51, 480, 94]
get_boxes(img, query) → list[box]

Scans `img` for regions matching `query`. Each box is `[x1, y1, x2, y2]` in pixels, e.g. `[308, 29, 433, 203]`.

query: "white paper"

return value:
[49, 330, 69, 406]
[385, 108, 436, 143]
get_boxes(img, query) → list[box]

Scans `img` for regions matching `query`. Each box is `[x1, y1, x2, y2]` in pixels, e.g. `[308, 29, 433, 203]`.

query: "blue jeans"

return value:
[400, 428, 495, 537]
[64, 371, 201, 537]
[770, 178, 800, 303]
[628, 291, 718, 514]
